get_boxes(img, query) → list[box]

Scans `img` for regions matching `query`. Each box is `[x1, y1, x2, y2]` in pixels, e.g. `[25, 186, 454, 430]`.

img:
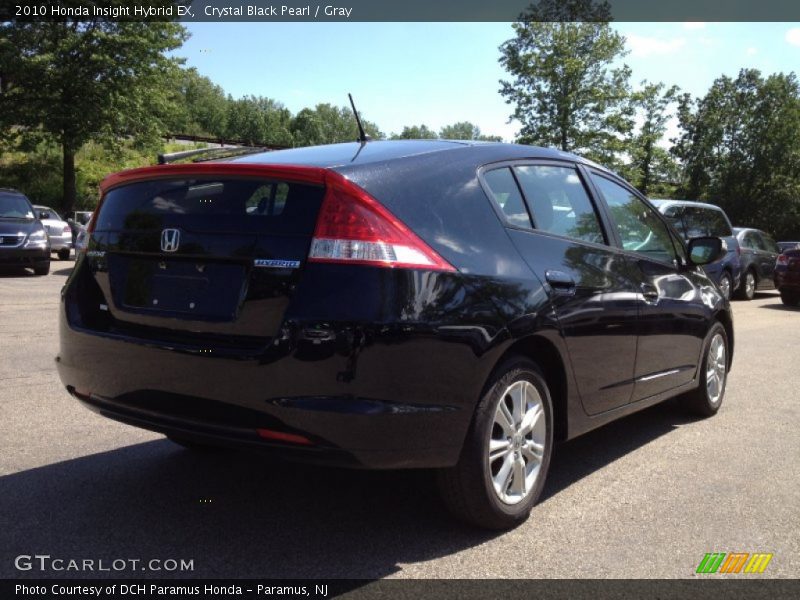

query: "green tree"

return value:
[673, 69, 800, 238]
[225, 96, 293, 146]
[0, 19, 188, 213]
[439, 121, 502, 141]
[391, 124, 438, 139]
[174, 68, 229, 138]
[498, 0, 632, 163]
[289, 103, 383, 147]
[627, 81, 680, 196]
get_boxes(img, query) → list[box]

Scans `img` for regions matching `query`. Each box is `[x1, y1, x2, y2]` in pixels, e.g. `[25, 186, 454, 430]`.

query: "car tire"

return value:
[437, 356, 553, 530]
[735, 270, 756, 301]
[33, 262, 50, 276]
[718, 271, 733, 301]
[57, 248, 70, 261]
[681, 322, 729, 417]
[780, 291, 800, 307]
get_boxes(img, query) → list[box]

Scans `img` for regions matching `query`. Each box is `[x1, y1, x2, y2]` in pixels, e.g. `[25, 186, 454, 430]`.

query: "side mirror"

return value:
[687, 237, 725, 266]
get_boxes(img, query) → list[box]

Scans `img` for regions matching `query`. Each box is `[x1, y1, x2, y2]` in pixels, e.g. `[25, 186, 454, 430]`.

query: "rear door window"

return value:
[513, 165, 605, 244]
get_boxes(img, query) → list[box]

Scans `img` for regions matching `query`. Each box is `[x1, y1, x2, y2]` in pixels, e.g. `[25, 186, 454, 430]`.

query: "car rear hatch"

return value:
[69, 162, 454, 352]
[75, 164, 328, 350]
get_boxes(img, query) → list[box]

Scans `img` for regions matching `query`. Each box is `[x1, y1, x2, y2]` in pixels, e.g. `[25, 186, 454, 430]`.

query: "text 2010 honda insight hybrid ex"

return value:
[58, 140, 733, 529]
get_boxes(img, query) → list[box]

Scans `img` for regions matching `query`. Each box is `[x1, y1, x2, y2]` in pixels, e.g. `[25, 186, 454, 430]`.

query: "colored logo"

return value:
[696, 552, 773, 574]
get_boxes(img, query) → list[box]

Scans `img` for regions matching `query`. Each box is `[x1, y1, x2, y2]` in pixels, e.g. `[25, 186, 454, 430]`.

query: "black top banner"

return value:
[4, 0, 800, 22]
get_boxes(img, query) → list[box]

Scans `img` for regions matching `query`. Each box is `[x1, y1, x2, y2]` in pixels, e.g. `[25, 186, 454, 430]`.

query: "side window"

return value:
[682, 207, 709, 238]
[483, 168, 532, 229]
[756, 233, 778, 253]
[663, 206, 688, 238]
[705, 208, 732, 237]
[591, 175, 676, 265]
[762, 234, 780, 253]
[669, 229, 687, 262]
[513, 165, 605, 244]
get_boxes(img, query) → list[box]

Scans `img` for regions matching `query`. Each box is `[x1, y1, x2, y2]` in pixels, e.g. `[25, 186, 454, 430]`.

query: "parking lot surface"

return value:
[1, 264, 798, 579]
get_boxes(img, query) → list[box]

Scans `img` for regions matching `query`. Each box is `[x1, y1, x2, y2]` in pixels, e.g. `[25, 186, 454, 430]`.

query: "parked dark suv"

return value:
[651, 200, 741, 300]
[57, 141, 733, 529]
[733, 227, 780, 300]
[0, 188, 51, 275]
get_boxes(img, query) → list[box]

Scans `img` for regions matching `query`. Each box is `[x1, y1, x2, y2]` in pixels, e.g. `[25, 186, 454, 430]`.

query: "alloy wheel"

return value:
[488, 380, 547, 505]
[705, 333, 727, 405]
[719, 274, 731, 300]
[745, 272, 755, 298]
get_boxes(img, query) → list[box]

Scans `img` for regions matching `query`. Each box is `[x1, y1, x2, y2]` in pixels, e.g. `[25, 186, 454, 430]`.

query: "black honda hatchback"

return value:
[57, 141, 733, 529]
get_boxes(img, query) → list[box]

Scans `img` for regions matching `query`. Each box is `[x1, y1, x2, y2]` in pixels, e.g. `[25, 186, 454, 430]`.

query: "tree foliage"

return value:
[673, 69, 800, 238]
[391, 124, 438, 139]
[439, 121, 502, 142]
[0, 19, 188, 213]
[626, 81, 680, 196]
[289, 103, 383, 146]
[498, 0, 632, 163]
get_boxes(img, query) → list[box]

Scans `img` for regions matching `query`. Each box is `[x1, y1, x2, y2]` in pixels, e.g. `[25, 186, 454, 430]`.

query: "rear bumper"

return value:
[48, 234, 72, 251]
[56, 312, 475, 470]
[775, 270, 800, 292]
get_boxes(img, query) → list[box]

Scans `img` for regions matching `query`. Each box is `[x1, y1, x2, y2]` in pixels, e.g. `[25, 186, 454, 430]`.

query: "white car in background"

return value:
[33, 205, 72, 260]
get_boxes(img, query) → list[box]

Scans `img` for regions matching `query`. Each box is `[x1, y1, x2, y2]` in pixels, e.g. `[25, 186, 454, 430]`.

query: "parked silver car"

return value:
[33, 205, 72, 260]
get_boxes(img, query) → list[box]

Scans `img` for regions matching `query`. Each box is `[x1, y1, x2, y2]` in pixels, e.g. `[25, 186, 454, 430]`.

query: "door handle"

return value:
[641, 283, 659, 303]
[545, 270, 576, 296]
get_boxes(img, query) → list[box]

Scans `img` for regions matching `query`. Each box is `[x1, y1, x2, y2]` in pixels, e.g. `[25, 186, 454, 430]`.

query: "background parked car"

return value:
[0, 188, 50, 275]
[733, 227, 780, 300]
[774, 248, 800, 306]
[651, 199, 742, 300]
[778, 241, 800, 253]
[33, 204, 72, 260]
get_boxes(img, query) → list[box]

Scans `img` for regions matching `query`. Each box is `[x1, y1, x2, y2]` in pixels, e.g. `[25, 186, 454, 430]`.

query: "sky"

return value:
[178, 22, 800, 142]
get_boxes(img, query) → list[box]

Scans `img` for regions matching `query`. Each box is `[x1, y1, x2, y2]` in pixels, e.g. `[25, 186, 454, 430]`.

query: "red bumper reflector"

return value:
[256, 428, 313, 446]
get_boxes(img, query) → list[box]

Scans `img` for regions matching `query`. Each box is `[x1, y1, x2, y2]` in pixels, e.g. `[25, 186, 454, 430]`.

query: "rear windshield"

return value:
[663, 205, 732, 238]
[95, 178, 325, 235]
[0, 193, 34, 219]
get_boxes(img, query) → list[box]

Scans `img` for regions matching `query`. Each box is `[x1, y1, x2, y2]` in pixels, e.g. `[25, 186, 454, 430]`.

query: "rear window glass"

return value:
[95, 178, 325, 235]
[664, 205, 731, 238]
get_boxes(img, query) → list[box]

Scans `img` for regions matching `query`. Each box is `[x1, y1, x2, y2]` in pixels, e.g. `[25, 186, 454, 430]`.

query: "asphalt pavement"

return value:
[1, 261, 797, 579]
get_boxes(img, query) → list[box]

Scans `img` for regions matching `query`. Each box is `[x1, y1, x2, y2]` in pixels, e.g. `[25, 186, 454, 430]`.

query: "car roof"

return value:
[733, 227, 765, 235]
[0, 187, 26, 196]
[229, 139, 610, 171]
[649, 199, 726, 211]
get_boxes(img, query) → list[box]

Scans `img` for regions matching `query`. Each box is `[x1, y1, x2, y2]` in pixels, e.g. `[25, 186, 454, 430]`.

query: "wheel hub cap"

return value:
[488, 380, 547, 505]
[706, 333, 727, 405]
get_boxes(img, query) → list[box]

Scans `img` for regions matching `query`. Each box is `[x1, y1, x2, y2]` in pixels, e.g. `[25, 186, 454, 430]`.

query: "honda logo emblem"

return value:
[161, 228, 180, 252]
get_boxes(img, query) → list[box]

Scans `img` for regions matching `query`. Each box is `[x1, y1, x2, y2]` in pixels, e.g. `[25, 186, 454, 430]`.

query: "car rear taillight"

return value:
[62, 224, 71, 235]
[308, 173, 456, 272]
[777, 254, 789, 265]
